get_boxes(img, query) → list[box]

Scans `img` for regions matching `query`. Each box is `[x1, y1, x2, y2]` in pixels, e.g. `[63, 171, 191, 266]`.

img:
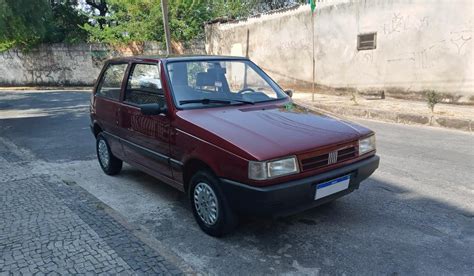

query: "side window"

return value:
[96, 63, 128, 100]
[124, 63, 165, 106]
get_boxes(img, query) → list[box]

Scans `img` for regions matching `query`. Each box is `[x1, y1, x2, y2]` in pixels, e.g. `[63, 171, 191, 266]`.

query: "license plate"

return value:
[315, 175, 350, 200]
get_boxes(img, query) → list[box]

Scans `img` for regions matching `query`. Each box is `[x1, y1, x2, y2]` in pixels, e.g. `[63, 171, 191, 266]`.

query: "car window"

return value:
[125, 63, 166, 107]
[167, 60, 286, 109]
[96, 63, 128, 101]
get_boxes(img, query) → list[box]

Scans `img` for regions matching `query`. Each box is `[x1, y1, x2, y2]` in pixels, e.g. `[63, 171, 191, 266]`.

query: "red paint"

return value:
[90, 56, 376, 191]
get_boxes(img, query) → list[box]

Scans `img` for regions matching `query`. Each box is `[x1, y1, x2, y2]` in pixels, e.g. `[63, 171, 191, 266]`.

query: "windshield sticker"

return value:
[215, 81, 222, 87]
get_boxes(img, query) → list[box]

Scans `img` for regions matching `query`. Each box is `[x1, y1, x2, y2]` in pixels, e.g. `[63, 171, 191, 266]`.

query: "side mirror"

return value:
[140, 103, 167, 115]
[284, 89, 293, 98]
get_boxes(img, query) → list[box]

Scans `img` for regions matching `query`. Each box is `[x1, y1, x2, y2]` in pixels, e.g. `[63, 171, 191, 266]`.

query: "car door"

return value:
[93, 62, 129, 159]
[119, 62, 173, 178]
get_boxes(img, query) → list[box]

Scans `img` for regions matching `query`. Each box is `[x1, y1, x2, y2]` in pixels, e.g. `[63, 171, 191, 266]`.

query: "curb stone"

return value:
[294, 100, 473, 133]
[43, 176, 197, 275]
[0, 138, 197, 275]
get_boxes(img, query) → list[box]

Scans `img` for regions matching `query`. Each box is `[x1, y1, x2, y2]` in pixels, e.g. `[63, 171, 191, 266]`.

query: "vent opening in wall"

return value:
[357, 32, 377, 51]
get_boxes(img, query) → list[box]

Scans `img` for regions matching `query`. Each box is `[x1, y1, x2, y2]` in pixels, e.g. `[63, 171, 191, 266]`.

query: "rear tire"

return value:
[189, 170, 238, 237]
[96, 133, 122, 175]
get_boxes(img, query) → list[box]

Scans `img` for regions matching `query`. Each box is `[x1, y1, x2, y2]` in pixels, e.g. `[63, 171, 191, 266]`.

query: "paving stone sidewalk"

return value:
[0, 144, 186, 275]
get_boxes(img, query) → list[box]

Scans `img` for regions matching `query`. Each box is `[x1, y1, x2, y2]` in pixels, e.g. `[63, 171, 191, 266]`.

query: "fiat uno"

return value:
[90, 56, 379, 236]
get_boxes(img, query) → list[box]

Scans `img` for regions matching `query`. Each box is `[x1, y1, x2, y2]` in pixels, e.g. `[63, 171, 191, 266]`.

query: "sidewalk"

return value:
[293, 92, 474, 132]
[0, 139, 191, 275]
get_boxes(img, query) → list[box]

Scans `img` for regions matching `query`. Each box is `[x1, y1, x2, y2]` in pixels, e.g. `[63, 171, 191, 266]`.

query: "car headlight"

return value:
[359, 135, 376, 155]
[248, 156, 299, 180]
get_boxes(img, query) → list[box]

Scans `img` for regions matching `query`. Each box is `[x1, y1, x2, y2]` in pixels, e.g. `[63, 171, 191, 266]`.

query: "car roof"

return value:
[107, 55, 249, 64]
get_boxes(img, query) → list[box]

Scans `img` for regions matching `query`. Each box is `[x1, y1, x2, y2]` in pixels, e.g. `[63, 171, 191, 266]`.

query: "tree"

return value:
[81, 0, 254, 45]
[0, 0, 53, 50]
[0, 0, 88, 51]
[0, 0, 306, 51]
[49, 0, 89, 43]
[85, 0, 109, 29]
[82, 0, 164, 44]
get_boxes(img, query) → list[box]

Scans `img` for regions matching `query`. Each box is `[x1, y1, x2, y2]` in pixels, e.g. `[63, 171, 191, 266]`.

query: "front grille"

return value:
[301, 153, 329, 171]
[337, 147, 357, 162]
[300, 146, 357, 171]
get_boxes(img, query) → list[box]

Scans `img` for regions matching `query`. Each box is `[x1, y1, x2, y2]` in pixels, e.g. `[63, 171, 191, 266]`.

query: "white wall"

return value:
[206, 0, 474, 103]
[0, 42, 204, 86]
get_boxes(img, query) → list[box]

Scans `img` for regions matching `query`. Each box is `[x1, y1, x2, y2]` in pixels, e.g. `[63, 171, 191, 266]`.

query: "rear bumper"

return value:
[220, 155, 379, 217]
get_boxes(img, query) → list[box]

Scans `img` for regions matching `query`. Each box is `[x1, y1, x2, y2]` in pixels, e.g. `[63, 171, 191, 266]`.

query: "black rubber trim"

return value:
[219, 155, 380, 217]
[103, 131, 184, 169]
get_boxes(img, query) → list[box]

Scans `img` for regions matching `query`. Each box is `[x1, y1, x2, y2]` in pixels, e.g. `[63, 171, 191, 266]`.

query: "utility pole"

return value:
[311, 10, 315, 102]
[161, 0, 172, 55]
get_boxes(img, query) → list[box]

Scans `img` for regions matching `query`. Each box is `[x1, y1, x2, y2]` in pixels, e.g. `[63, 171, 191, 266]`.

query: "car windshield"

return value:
[166, 60, 287, 109]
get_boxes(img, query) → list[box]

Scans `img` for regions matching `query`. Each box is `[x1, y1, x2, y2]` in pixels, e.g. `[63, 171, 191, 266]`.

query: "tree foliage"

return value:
[82, 0, 163, 44]
[0, 0, 88, 51]
[0, 0, 53, 51]
[82, 0, 255, 45]
[0, 0, 306, 50]
[50, 1, 89, 43]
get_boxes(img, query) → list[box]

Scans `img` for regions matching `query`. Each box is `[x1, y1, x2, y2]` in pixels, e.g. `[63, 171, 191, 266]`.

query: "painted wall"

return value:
[205, 0, 474, 103]
[0, 42, 205, 86]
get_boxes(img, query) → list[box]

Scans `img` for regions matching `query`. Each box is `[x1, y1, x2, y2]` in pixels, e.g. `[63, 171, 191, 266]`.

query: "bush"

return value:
[425, 90, 441, 113]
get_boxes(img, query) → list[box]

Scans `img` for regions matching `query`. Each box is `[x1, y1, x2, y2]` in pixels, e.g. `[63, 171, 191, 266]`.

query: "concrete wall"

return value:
[205, 0, 474, 103]
[0, 41, 205, 86]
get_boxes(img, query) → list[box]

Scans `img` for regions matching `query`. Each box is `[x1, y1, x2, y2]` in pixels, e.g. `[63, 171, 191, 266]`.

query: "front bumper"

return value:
[220, 155, 379, 217]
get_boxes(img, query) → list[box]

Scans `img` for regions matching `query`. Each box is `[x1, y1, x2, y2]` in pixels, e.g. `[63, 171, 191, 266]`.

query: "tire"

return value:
[189, 170, 238, 237]
[96, 133, 122, 175]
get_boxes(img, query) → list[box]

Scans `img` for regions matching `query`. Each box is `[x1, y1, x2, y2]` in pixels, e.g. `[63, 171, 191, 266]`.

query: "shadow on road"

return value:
[0, 90, 94, 161]
[112, 164, 474, 275]
[1, 89, 472, 274]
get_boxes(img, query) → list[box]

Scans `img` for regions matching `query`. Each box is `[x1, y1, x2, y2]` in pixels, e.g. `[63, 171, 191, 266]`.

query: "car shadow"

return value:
[2, 90, 472, 274]
[111, 165, 473, 275]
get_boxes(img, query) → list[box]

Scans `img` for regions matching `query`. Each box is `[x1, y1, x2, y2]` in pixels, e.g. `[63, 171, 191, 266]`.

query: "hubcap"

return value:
[194, 182, 219, 226]
[98, 139, 109, 168]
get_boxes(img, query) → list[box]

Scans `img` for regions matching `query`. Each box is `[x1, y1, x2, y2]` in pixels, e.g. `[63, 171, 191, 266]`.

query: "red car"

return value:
[90, 56, 379, 236]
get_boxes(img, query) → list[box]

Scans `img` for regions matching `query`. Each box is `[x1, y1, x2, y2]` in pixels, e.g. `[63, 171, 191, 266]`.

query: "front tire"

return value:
[96, 133, 122, 175]
[190, 170, 238, 237]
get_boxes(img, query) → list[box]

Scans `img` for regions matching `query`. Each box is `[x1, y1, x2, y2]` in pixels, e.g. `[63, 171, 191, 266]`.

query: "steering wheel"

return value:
[237, 88, 256, 95]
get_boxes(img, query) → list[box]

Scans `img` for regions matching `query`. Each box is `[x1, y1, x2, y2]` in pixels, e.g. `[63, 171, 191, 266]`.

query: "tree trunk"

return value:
[85, 0, 108, 29]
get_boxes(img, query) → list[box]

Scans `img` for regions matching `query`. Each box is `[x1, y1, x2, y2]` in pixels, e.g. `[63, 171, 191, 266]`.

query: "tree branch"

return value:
[85, 0, 108, 29]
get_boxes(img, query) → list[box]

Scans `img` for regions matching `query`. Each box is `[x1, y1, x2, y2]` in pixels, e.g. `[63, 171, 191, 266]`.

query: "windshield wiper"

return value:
[226, 99, 255, 105]
[179, 99, 231, 105]
[179, 98, 254, 106]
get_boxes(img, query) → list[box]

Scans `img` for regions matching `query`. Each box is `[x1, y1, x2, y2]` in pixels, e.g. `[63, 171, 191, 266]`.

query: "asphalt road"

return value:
[1, 90, 473, 275]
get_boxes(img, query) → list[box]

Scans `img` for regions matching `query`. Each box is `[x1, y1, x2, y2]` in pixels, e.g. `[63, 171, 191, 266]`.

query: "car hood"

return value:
[177, 102, 372, 161]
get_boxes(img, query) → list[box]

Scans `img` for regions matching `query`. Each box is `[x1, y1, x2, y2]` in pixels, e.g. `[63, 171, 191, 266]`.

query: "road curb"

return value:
[295, 100, 472, 133]
[61, 179, 198, 275]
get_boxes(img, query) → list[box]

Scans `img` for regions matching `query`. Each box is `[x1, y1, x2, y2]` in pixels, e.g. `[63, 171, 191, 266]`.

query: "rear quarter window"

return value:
[96, 63, 128, 101]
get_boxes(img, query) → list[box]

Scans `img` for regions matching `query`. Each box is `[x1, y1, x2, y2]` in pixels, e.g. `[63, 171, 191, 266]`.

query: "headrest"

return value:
[196, 72, 216, 87]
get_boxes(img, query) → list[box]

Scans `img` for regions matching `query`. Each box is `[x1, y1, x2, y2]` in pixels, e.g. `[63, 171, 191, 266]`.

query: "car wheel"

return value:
[190, 170, 238, 237]
[96, 133, 122, 175]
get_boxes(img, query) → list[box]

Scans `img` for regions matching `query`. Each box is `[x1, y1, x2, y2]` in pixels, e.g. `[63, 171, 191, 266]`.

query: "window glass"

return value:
[96, 63, 128, 100]
[167, 60, 286, 109]
[125, 63, 165, 106]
